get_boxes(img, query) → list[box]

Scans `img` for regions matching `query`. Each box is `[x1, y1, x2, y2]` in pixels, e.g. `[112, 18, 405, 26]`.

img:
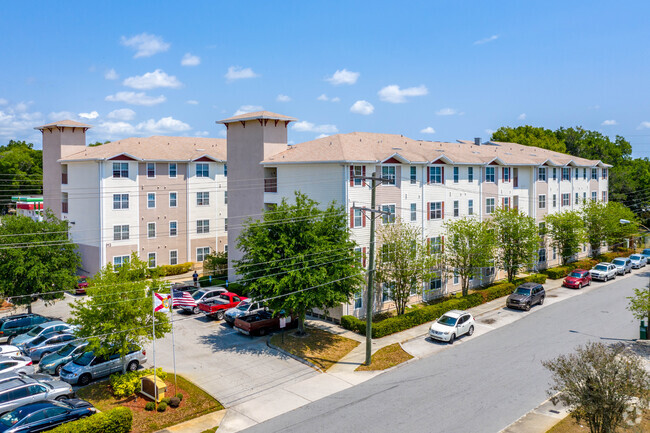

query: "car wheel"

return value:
[604, 275, 608, 282]
[467, 325, 474, 336]
[448, 334, 455, 344]
[192, 306, 200, 315]
[40, 352, 50, 362]
[539, 296, 545, 305]
[127, 361, 138, 372]
[78, 374, 91, 386]
[216, 311, 225, 321]
[7, 336, 14, 344]
[55, 364, 63, 376]
[55, 395, 68, 401]
[525, 303, 531, 311]
[577, 283, 582, 290]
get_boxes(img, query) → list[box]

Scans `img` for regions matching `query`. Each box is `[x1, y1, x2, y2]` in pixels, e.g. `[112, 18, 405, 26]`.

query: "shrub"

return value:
[47, 407, 132, 433]
[157, 402, 167, 412]
[598, 251, 631, 262]
[569, 259, 598, 271]
[542, 266, 572, 279]
[176, 392, 183, 401]
[145, 402, 155, 411]
[161, 397, 171, 405]
[110, 368, 167, 398]
[169, 396, 181, 408]
[513, 274, 547, 285]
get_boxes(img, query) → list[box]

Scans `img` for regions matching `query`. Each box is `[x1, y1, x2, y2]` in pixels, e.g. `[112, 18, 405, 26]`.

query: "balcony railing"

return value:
[264, 178, 277, 193]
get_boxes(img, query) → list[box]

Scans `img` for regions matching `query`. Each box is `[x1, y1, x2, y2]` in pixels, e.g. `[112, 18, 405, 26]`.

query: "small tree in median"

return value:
[543, 342, 650, 433]
[545, 210, 585, 265]
[491, 207, 539, 282]
[444, 217, 495, 296]
[628, 284, 650, 330]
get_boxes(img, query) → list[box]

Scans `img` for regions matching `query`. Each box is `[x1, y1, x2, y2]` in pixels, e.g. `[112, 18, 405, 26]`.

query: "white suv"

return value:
[589, 262, 617, 281]
[428, 310, 475, 344]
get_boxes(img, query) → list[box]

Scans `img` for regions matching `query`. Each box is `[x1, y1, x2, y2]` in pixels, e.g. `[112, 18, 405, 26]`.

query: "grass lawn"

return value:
[355, 343, 413, 371]
[270, 326, 360, 371]
[546, 410, 650, 433]
[77, 373, 223, 433]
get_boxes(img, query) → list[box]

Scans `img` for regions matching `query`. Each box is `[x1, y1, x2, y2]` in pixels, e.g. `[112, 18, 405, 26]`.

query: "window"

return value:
[503, 197, 510, 209]
[147, 222, 156, 239]
[430, 236, 442, 253]
[429, 278, 442, 292]
[552, 168, 557, 180]
[112, 162, 128, 178]
[553, 194, 557, 208]
[381, 166, 396, 185]
[169, 192, 177, 208]
[147, 253, 156, 268]
[562, 167, 570, 180]
[113, 194, 129, 210]
[197, 219, 210, 234]
[538, 249, 547, 263]
[355, 247, 363, 266]
[113, 225, 129, 241]
[382, 282, 393, 302]
[552, 246, 557, 260]
[353, 209, 363, 228]
[147, 163, 155, 178]
[592, 191, 597, 201]
[113, 255, 130, 268]
[468, 167, 474, 183]
[602, 191, 608, 202]
[197, 247, 210, 262]
[354, 290, 362, 309]
[410, 203, 417, 222]
[224, 191, 228, 204]
[591, 168, 598, 180]
[197, 192, 210, 206]
[503, 167, 510, 182]
[485, 167, 495, 183]
[196, 163, 209, 178]
[575, 168, 579, 180]
[538, 167, 547, 181]
[170, 250, 178, 266]
[429, 202, 443, 219]
[410, 166, 417, 184]
[453, 167, 459, 183]
[225, 218, 228, 231]
[147, 193, 155, 209]
[453, 200, 459, 217]
[224, 164, 227, 177]
[602, 168, 608, 179]
[575, 193, 579, 204]
[169, 221, 177, 237]
[539, 222, 546, 235]
[485, 198, 495, 214]
[453, 271, 459, 285]
[429, 166, 443, 184]
[468, 199, 474, 215]
[169, 163, 177, 178]
[562, 193, 570, 207]
[583, 192, 587, 202]
[583, 168, 587, 179]
[61, 164, 68, 184]
[62, 193, 68, 214]
[538, 195, 546, 209]
[381, 204, 396, 224]
[352, 166, 363, 186]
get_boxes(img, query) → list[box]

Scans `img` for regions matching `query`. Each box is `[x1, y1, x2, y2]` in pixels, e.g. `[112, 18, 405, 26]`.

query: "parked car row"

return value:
[562, 253, 648, 288]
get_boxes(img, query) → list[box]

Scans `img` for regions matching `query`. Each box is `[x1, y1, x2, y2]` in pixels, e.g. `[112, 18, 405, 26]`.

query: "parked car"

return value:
[12, 323, 76, 349]
[20, 333, 76, 363]
[562, 269, 591, 289]
[611, 257, 632, 275]
[0, 316, 55, 345]
[628, 254, 647, 269]
[0, 399, 95, 433]
[506, 282, 545, 311]
[224, 300, 266, 326]
[0, 357, 34, 376]
[199, 292, 248, 320]
[75, 276, 88, 295]
[39, 342, 88, 376]
[171, 283, 200, 296]
[59, 345, 147, 386]
[641, 248, 650, 260]
[0, 348, 20, 359]
[428, 310, 475, 344]
[181, 287, 227, 314]
[589, 262, 617, 281]
[234, 311, 298, 336]
[0, 375, 73, 415]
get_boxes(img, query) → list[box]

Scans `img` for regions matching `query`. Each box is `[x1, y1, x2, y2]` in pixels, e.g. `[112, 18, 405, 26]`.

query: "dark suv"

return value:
[506, 282, 545, 311]
[0, 315, 54, 344]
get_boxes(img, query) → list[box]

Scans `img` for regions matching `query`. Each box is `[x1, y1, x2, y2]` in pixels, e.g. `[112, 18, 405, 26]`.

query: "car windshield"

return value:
[26, 325, 45, 337]
[594, 265, 607, 271]
[0, 410, 21, 427]
[57, 343, 77, 356]
[630, 255, 642, 260]
[515, 288, 531, 295]
[569, 272, 584, 278]
[73, 351, 94, 366]
[643, 249, 650, 255]
[612, 259, 625, 265]
[192, 291, 207, 301]
[437, 315, 457, 326]
[236, 302, 250, 311]
[77, 277, 87, 284]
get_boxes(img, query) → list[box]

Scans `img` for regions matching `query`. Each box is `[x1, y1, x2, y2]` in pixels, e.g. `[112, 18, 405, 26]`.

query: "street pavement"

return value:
[240, 271, 647, 433]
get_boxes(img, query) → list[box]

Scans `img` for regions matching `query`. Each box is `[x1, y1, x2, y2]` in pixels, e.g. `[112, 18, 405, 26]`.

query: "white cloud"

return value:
[78, 111, 99, 120]
[331, 97, 341, 102]
[277, 94, 291, 102]
[0, 99, 7, 106]
[186, 100, 199, 105]
[105, 92, 166, 106]
[378, 85, 428, 103]
[638, 121, 650, 130]
[420, 127, 436, 134]
[350, 100, 374, 115]
[292, 121, 338, 134]
[120, 33, 170, 58]
[518, 113, 527, 120]
[123, 69, 182, 90]
[48, 111, 77, 120]
[485, 129, 495, 135]
[136, 117, 191, 134]
[96, 121, 136, 136]
[601, 119, 617, 126]
[436, 108, 461, 116]
[104, 69, 119, 80]
[315, 134, 330, 139]
[326, 69, 359, 85]
[181, 53, 201, 66]
[317, 94, 340, 102]
[107, 108, 136, 121]
[225, 66, 259, 81]
[13, 102, 31, 112]
[474, 34, 499, 45]
[233, 105, 263, 116]
[0, 108, 44, 139]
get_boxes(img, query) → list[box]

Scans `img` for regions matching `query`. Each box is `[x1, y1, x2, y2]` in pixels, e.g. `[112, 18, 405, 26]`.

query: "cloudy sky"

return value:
[2, 1, 650, 156]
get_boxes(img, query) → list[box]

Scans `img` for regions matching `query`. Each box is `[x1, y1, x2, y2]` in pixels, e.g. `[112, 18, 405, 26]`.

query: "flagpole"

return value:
[169, 285, 178, 396]
[152, 289, 157, 403]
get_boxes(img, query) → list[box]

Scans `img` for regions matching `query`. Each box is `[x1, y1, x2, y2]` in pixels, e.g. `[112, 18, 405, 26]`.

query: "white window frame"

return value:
[197, 191, 210, 206]
[224, 191, 228, 204]
[453, 167, 459, 183]
[146, 162, 156, 179]
[196, 163, 209, 178]
[112, 162, 128, 178]
[538, 248, 546, 263]
[553, 194, 557, 208]
[485, 167, 495, 183]
[503, 167, 510, 182]
[468, 167, 474, 183]
[429, 166, 443, 184]
[197, 247, 210, 262]
[562, 193, 570, 207]
[381, 166, 396, 185]
[169, 250, 178, 265]
[410, 203, 417, 222]
[169, 192, 177, 208]
[169, 163, 177, 178]
[353, 209, 363, 228]
[591, 168, 598, 180]
[453, 200, 459, 217]
[353, 166, 363, 186]
[575, 192, 579, 204]
[602, 191, 608, 202]
[197, 219, 210, 234]
[538, 194, 546, 209]
[113, 225, 129, 241]
[410, 166, 417, 184]
[147, 192, 156, 209]
[562, 167, 570, 181]
[169, 221, 178, 237]
[485, 198, 495, 214]
[147, 222, 156, 239]
[113, 194, 129, 210]
[591, 191, 597, 201]
[468, 199, 474, 216]
[429, 202, 443, 219]
[538, 167, 547, 181]
[113, 255, 130, 268]
[147, 253, 156, 268]
[381, 204, 396, 224]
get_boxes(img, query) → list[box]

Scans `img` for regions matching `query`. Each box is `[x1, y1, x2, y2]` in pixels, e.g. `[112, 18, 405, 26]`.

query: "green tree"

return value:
[0, 140, 43, 212]
[545, 211, 585, 265]
[444, 217, 495, 296]
[603, 202, 639, 250]
[491, 126, 566, 153]
[69, 253, 170, 371]
[0, 212, 80, 311]
[203, 252, 228, 277]
[375, 220, 437, 315]
[491, 207, 540, 282]
[235, 192, 363, 334]
[88, 140, 110, 147]
[627, 286, 650, 329]
[543, 342, 650, 433]
[581, 200, 608, 257]
[555, 127, 632, 166]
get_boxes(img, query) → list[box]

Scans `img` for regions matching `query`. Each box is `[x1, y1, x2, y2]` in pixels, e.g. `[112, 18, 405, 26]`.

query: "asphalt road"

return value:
[242, 271, 647, 433]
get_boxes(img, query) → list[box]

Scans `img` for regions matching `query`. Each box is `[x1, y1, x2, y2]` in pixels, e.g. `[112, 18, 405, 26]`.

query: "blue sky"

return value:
[2, 1, 650, 157]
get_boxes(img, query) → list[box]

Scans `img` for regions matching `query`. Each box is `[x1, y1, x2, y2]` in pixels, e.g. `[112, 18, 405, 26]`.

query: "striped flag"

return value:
[172, 290, 196, 308]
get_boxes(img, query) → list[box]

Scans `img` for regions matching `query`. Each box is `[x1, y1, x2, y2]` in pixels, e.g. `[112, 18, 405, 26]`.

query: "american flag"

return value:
[172, 290, 196, 308]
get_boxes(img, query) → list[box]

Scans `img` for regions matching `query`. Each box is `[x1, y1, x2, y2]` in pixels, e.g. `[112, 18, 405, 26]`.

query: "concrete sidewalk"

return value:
[156, 409, 226, 433]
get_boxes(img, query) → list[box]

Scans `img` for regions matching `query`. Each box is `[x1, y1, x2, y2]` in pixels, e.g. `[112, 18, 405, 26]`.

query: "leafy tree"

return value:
[0, 212, 80, 311]
[444, 217, 495, 296]
[491, 126, 566, 153]
[603, 202, 639, 250]
[69, 253, 170, 371]
[0, 140, 43, 212]
[375, 220, 437, 315]
[556, 127, 632, 166]
[543, 342, 650, 433]
[235, 192, 363, 334]
[203, 252, 228, 277]
[581, 200, 608, 257]
[545, 211, 585, 265]
[627, 286, 650, 328]
[491, 207, 539, 282]
[88, 140, 110, 147]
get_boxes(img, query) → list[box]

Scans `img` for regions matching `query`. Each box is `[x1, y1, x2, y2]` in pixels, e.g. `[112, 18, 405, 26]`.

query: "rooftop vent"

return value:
[392, 147, 402, 150]
[474, 137, 481, 146]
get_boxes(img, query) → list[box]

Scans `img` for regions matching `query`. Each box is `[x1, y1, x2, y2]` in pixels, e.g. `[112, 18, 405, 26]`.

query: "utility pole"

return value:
[352, 172, 388, 365]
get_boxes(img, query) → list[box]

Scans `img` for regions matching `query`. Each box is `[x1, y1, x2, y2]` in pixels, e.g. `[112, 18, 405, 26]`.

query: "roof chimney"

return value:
[474, 137, 481, 146]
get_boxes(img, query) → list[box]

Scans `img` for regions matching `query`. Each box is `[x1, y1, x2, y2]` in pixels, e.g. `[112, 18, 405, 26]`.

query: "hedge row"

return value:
[156, 262, 193, 277]
[46, 407, 132, 433]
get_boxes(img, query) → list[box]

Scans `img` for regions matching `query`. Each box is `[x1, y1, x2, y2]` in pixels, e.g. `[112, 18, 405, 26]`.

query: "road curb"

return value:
[266, 337, 324, 373]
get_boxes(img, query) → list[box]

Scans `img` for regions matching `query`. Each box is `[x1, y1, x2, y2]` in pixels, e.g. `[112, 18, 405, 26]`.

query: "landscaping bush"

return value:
[157, 262, 193, 277]
[176, 393, 183, 401]
[542, 266, 573, 279]
[569, 258, 598, 271]
[47, 407, 132, 433]
[110, 368, 167, 398]
[479, 282, 516, 302]
[518, 274, 547, 284]
[161, 397, 171, 405]
[157, 402, 167, 412]
[169, 396, 181, 408]
[597, 251, 631, 262]
[144, 402, 155, 411]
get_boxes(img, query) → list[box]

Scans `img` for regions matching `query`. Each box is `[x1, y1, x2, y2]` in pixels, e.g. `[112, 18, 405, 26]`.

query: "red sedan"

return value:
[75, 276, 89, 294]
[563, 269, 591, 289]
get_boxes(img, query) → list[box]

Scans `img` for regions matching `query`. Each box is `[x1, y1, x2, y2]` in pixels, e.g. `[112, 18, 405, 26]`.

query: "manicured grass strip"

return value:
[545, 410, 650, 433]
[355, 343, 413, 371]
[270, 327, 360, 371]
